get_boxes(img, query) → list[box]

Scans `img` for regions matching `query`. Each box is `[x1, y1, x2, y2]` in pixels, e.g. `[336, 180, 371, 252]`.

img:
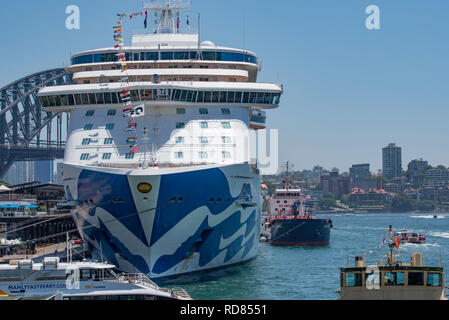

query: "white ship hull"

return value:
[63, 162, 261, 279]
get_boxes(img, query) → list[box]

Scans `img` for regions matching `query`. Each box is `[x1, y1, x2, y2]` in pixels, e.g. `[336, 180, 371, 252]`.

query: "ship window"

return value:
[345, 273, 362, 287]
[161, 52, 173, 60]
[53, 95, 61, 106]
[176, 122, 185, 129]
[74, 94, 82, 105]
[197, 91, 204, 103]
[146, 52, 158, 60]
[256, 92, 264, 104]
[204, 91, 212, 103]
[103, 92, 112, 104]
[102, 153, 112, 160]
[80, 153, 89, 160]
[202, 51, 215, 60]
[227, 92, 235, 103]
[81, 94, 89, 105]
[84, 124, 93, 130]
[192, 91, 198, 102]
[173, 89, 181, 101]
[408, 272, 424, 286]
[234, 92, 242, 103]
[199, 108, 208, 115]
[81, 138, 91, 145]
[263, 92, 272, 104]
[130, 90, 140, 102]
[88, 93, 96, 104]
[222, 151, 231, 159]
[198, 152, 208, 159]
[105, 123, 115, 130]
[186, 90, 193, 102]
[199, 137, 208, 144]
[249, 92, 257, 104]
[180, 90, 187, 101]
[39, 96, 48, 107]
[219, 92, 227, 103]
[104, 138, 113, 145]
[60, 95, 69, 106]
[68, 94, 75, 105]
[107, 109, 116, 116]
[221, 122, 231, 129]
[242, 92, 249, 103]
[110, 92, 118, 104]
[212, 91, 219, 103]
[85, 110, 95, 117]
[174, 51, 189, 59]
[176, 108, 185, 115]
[200, 122, 208, 129]
[95, 93, 104, 104]
[383, 272, 405, 286]
[125, 153, 135, 159]
[222, 136, 231, 143]
[175, 137, 184, 144]
[175, 152, 183, 159]
[427, 273, 442, 287]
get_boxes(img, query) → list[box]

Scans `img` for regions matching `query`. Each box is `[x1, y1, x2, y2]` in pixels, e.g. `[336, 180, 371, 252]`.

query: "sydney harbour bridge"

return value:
[0, 68, 73, 178]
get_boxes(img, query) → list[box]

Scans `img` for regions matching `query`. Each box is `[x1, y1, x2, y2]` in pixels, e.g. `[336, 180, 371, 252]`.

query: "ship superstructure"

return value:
[37, 0, 282, 279]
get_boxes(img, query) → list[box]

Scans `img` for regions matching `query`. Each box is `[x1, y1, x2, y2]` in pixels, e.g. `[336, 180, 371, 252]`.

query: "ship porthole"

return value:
[137, 183, 152, 194]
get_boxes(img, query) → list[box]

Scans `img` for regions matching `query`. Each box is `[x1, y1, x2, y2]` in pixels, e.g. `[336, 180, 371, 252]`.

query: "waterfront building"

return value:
[320, 169, 350, 199]
[423, 168, 449, 187]
[406, 159, 428, 188]
[349, 163, 378, 190]
[349, 164, 371, 181]
[382, 143, 402, 179]
[348, 187, 387, 208]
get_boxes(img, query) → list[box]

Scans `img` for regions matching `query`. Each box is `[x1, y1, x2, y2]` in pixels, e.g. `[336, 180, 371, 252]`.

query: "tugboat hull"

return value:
[267, 218, 331, 246]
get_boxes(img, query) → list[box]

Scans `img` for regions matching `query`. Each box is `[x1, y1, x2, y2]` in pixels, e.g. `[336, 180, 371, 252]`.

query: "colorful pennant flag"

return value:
[130, 148, 139, 154]
[127, 137, 137, 143]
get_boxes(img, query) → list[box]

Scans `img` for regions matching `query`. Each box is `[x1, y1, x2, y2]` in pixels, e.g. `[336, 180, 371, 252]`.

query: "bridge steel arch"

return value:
[0, 68, 73, 178]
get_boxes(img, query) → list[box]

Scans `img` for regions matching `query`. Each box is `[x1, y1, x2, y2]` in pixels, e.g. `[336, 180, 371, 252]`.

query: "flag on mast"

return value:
[144, 11, 148, 28]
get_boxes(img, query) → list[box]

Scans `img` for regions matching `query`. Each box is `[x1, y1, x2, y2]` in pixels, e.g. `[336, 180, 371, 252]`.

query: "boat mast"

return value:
[143, 0, 191, 34]
[281, 161, 294, 190]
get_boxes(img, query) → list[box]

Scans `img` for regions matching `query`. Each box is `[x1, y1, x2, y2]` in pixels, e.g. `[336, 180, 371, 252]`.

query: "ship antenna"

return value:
[281, 161, 294, 189]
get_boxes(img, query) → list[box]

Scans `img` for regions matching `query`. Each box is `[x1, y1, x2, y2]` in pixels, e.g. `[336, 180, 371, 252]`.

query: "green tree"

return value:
[318, 198, 337, 209]
[416, 200, 436, 211]
[391, 194, 416, 212]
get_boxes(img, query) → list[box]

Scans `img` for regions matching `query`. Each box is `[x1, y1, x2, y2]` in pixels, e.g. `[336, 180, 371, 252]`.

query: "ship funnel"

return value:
[411, 253, 422, 267]
[355, 255, 365, 268]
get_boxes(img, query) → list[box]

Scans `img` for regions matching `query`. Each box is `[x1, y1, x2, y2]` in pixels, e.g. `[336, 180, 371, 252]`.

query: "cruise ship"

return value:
[37, 0, 283, 279]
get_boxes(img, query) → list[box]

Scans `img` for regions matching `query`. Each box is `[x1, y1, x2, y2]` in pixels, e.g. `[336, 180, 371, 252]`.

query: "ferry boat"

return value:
[395, 229, 426, 244]
[37, 0, 282, 279]
[0, 257, 191, 300]
[262, 162, 332, 246]
[338, 226, 446, 300]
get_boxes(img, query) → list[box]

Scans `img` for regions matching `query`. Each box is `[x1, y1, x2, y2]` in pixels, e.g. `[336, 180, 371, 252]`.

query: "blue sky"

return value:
[1, 0, 448, 173]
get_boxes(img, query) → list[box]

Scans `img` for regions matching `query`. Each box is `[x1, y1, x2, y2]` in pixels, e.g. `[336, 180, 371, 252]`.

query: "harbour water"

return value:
[161, 212, 449, 300]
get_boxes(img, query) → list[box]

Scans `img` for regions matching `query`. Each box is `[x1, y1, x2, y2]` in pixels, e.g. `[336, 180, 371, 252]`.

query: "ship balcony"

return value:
[249, 109, 266, 130]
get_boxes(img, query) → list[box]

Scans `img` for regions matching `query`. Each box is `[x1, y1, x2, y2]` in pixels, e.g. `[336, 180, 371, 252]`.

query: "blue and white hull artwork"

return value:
[63, 162, 261, 279]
